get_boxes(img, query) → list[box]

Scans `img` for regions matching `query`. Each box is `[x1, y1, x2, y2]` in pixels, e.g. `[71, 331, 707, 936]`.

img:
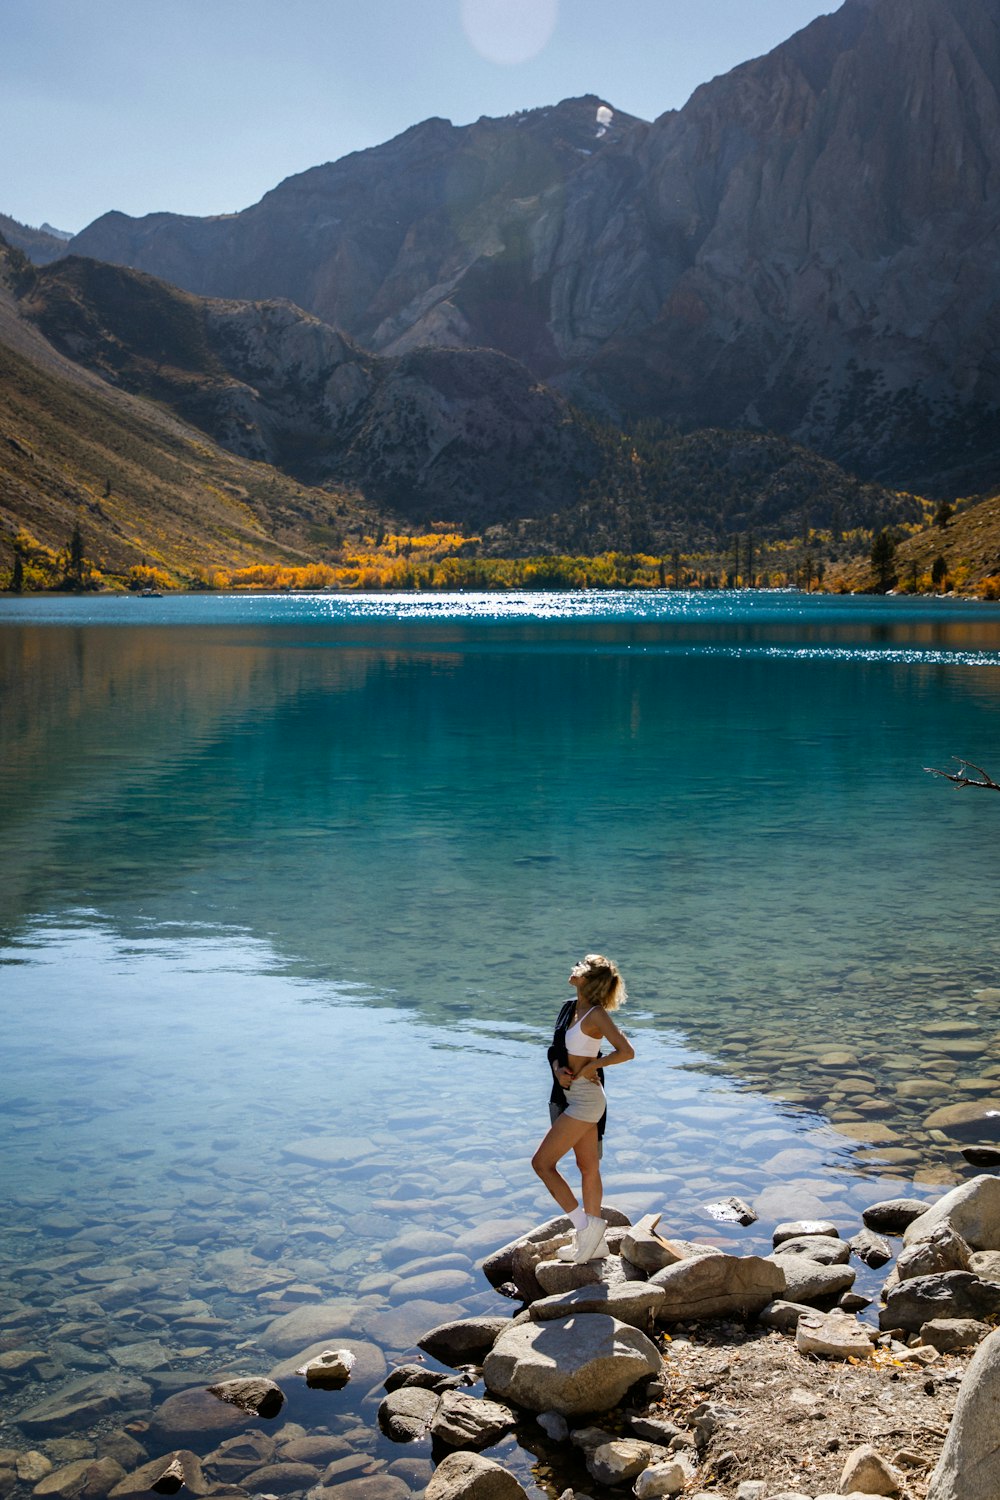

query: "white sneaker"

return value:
[556, 1236, 578, 1262]
[573, 1217, 609, 1263]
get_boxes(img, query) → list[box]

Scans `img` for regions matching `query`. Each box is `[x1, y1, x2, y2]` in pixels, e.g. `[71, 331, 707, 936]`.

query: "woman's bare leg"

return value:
[531, 1113, 595, 1212]
[573, 1128, 602, 1217]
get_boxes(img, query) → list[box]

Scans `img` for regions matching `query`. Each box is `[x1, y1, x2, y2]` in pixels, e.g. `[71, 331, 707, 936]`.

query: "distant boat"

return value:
[138, 588, 163, 598]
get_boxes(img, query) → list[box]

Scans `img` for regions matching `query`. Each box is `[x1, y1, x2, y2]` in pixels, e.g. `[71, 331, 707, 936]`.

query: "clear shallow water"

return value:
[2, 591, 1000, 1490]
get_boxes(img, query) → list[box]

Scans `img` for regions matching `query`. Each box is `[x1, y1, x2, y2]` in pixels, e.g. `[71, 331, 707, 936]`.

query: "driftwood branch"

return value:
[924, 757, 1000, 791]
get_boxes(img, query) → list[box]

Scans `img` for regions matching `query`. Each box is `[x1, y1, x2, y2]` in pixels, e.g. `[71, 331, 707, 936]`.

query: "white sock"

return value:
[587, 1215, 605, 1229]
[569, 1206, 588, 1230]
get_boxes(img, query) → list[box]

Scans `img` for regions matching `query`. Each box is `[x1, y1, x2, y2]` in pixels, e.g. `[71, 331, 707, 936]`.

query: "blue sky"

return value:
[4, 0, 836, 234]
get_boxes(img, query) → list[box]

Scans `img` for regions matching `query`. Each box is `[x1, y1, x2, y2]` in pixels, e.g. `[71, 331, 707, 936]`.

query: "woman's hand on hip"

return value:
[554, 1065, 574, 1088]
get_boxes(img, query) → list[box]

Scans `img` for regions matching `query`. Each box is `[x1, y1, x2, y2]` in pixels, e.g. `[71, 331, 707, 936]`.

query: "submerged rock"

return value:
[378, 1387, 439, 1442]
[206, 1377, 285, 1419]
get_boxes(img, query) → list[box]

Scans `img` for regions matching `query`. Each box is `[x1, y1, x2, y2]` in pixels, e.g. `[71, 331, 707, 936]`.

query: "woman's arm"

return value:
[574, 1010, 634, 1082]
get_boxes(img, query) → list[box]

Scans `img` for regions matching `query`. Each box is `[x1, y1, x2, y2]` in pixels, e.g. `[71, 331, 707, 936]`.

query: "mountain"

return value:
[0, 248, 379, 583]
[12, 249, 917, 555]
[65, 0, 1000, 496]
[0, 213, 72, 266]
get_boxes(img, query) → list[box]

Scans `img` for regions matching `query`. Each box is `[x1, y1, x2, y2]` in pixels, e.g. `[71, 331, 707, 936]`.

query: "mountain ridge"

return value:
[60, 0, 1000, 496]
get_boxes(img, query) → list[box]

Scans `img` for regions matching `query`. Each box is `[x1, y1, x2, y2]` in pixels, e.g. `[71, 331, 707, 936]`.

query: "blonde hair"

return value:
[577, 953, 627, 1011]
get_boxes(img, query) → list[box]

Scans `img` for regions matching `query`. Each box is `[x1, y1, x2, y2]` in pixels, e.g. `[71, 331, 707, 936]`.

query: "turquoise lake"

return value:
[2, 589, 1000, 1489]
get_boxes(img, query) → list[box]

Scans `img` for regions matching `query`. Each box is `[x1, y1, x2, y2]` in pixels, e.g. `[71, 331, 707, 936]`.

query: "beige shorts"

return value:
[560, 1077, 606, 1124]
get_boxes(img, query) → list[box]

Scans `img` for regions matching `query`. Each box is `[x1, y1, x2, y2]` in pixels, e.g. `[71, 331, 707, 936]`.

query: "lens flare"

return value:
[460, 0, 559, 66]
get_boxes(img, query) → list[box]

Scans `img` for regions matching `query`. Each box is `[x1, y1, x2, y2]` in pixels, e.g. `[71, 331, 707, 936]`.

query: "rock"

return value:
[17, 1455, 52, 1483]
[772, 1236, 851, 1265]
[880, 1272, 1000, 1333]
[620, 1216, 690, 1274]
[586, 1439, 657, 1485]
[32, 1460, 125, 1500]
[649, 1254, 785, 1322]
[206, 1377, 284, 1419]
[319, 1480, 409, 1500]
[279, 1437, 351, 1463]
[481, 1210, 630, 1289]
[839, 1446, 905, 1494]
[962, 1147, 1000, 1167]
[903, 1175, 1000, 1252]
[535, 1257, 627, 1295]
[424, 1451, 528, 1500]
[18, 1377, 152, 1438]
[149, 1388, 254, 1445]
[259, 1300, 359, 1355]
[918, 1318, 992, 1352]
[363, 1299, 466, 1349]
[383, 1364, 463, 1395]
[377, 1386, 439, 1442]
[896, 1225, 973, 1281]
[767, 1255, 855, 1304]
[923, 1102, 1000, 1140]
[295, 1349, 355, 1387]
[772, 1220, 839, 1246]
[528, 1281, 665, 1330]
[108, 1453, 208, 1500]
[537, 1411, 569, 1441]
[483, 1314, 660, 1415]
[757, 1300, 814, 1333]
[243, 1462, 320, 1493]
[280, 1135, 376, 1166]
[418, 1317, 512, 1366]
[970, 1250, 1000, 1281]
[850, 1229, 892, 1268]
[863, 1198, 932, 1234]
[270, 1338, 386, 1391]
[795, 1311, 875, 1360]
[927, 1326, 1000, 1499]
[629, 1416, 684, 1445]
[430, 1392, 516, 1451]
[94, 1437, 146, 1473]
[701, 1197, 757, 1226]
[392, 1270, 475, 1299]
[384, 1230, 456, 1265]
[634, 1460, 694, 1497]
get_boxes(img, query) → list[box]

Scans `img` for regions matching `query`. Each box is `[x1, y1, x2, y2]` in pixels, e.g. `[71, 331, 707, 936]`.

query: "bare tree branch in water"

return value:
[924, 758, 1000, 791]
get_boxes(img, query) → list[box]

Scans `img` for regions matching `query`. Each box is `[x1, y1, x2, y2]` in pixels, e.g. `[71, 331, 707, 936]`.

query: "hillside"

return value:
[6, 248, 920, 565]
[0, 254, 379, 586]
[843, 490, 1000, 595]
[63, 0, 1000, 497]
[0, 213, 70, 267]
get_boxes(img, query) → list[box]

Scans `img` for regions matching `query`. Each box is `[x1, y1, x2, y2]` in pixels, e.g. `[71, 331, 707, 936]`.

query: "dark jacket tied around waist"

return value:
[547, 998, 607, 1140]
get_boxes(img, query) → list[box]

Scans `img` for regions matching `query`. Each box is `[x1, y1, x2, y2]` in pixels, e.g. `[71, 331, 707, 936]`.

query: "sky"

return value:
[3, 0, 837, 235]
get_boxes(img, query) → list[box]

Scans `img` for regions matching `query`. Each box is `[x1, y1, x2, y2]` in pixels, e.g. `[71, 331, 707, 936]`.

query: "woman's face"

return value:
[568, 959, 589, 987]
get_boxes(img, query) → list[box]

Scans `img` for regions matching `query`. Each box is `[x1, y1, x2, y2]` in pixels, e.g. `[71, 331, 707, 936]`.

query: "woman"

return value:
[531, 953, 634, 1263]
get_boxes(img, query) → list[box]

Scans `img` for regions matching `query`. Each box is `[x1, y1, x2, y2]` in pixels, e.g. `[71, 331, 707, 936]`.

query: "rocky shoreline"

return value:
[6, 1178, 1000, 1500]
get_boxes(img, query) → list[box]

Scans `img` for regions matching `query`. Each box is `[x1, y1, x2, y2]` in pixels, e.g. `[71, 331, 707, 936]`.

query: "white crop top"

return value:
[565, 1006, 602, 1057]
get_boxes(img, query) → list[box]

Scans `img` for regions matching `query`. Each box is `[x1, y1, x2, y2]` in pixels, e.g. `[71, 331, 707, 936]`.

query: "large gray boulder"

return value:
[528, 1281, 665, 1330]
[903, 1176, 1000, 1252]
[880, 1272, 1000, 1334]
[927, 1326, 1000, 1499]
[425, 1452, 528, 1500]
[896, 1225, 973, 1282]
[483, 1314, 660, 1415]
[18, 1376, 152, 1438]
[534, 1257, 629, 1295]
[767, 1254, 855, 1304]
[648, 1255, 785, 1322]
